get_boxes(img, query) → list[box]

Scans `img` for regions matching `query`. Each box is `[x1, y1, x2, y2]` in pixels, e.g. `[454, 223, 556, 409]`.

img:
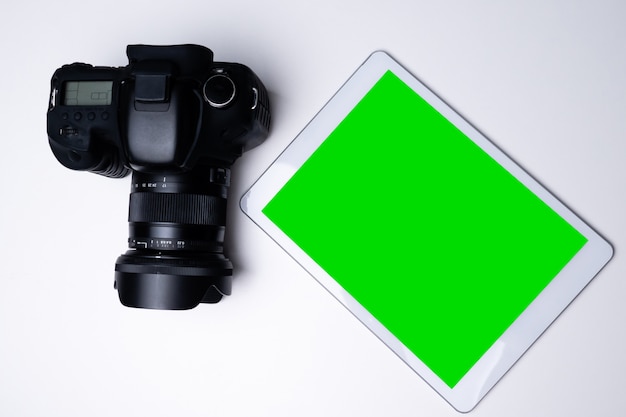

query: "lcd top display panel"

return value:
[240, 51, 613, 412]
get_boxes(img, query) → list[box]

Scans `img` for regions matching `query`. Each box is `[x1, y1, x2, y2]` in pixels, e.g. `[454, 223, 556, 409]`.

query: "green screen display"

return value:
[262, 71, 587, 388]
[64, 81, 113, 106]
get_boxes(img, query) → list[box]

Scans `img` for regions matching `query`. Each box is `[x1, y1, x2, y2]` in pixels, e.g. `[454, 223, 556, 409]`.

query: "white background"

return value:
[1, 1, 625, 416]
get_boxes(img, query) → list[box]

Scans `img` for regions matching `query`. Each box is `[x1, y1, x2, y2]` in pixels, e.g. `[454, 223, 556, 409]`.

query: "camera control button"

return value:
[73, 112, 82, 121]
[203, 74, 236, 108]
[101, 111, 110, 120]
[60, 126, 79, 136]
[88, 112, 96, 121]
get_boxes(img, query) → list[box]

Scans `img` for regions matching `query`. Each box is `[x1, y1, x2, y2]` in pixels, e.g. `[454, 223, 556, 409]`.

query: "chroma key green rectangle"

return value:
[262, 70, 588, 388]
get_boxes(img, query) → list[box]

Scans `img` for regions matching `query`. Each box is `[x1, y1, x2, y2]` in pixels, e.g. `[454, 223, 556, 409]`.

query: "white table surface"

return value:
[1, 1, 625, 416]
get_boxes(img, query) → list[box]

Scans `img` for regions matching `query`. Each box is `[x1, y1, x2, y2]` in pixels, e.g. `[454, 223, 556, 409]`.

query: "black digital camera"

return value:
[47, 44, 270, 310]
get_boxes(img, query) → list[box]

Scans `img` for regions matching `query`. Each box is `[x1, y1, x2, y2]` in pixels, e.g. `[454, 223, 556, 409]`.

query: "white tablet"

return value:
[240, 51, 613, 412]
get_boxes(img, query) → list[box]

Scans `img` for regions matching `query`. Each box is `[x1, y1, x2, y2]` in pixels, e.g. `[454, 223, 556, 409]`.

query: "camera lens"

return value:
[114, 168, 233, 309]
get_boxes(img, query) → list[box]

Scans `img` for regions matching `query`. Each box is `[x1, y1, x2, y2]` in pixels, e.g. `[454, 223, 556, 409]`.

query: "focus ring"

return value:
[129, 192, 226, 226]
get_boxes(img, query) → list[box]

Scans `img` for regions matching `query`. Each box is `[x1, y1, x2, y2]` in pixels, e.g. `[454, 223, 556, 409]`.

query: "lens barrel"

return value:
[114, 168, 233, 309]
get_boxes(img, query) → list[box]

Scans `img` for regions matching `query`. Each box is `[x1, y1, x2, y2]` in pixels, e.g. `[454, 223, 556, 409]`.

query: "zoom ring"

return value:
[129, 192, 227, 226]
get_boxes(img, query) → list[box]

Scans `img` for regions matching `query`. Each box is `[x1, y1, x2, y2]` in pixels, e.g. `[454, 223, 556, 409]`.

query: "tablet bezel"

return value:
[240, 51, 613, 412]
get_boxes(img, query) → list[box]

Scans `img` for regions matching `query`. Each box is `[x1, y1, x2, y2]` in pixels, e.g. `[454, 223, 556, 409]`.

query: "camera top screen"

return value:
[63, 81, 113, 106]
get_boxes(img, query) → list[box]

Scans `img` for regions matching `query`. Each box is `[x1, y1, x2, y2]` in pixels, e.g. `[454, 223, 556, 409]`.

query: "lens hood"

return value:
[114, 251, 232, 310]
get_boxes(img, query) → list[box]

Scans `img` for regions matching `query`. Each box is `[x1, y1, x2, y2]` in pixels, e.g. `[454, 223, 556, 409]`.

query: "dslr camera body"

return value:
[47, 44, 270, 309]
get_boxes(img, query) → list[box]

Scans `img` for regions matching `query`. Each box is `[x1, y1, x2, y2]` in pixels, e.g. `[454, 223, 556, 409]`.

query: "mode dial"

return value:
[203, 74, 236, 108]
